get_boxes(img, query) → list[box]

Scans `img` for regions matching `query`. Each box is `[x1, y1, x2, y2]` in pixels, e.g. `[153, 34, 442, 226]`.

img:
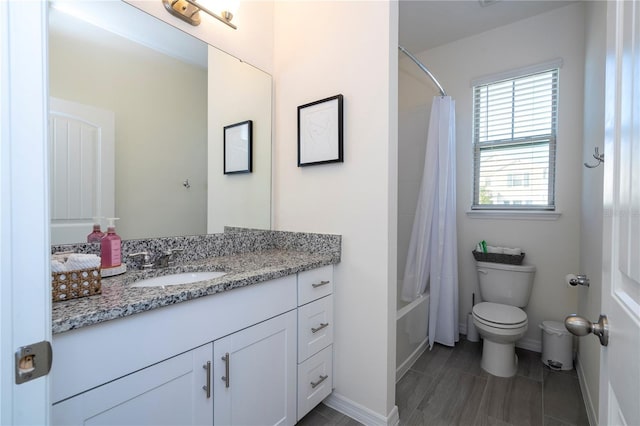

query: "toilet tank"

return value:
[476, 261, 536, 307]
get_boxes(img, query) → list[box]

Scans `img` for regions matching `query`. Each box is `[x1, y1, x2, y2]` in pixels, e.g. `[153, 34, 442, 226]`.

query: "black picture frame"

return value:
[223, 120, 253, 174]
[297, 94, 343, 167]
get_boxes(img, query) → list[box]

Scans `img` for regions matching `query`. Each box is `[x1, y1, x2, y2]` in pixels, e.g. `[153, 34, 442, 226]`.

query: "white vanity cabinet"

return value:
[213, 310, 297, 426]
[51, 265, 334, 426]
[52, 343, 214, 425]
[296, 265, 334, 421]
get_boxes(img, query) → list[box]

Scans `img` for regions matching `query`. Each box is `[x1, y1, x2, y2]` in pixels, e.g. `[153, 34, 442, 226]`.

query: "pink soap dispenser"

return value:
[101, 217, 121, 269]
[87, 217, 105, 243]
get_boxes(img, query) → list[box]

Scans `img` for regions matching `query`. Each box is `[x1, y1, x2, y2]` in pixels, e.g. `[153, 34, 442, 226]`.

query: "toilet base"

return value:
[480, 339, 518, 378]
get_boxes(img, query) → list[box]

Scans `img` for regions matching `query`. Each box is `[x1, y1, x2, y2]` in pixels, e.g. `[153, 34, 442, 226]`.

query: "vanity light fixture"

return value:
[162, 0, 237, 30]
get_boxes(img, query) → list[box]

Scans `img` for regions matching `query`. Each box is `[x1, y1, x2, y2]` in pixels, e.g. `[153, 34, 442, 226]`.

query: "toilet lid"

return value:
[472, 302, 527, 326]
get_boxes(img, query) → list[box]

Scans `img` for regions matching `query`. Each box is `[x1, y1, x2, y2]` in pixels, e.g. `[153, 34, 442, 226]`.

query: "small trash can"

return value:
[539, 320, 573, 370]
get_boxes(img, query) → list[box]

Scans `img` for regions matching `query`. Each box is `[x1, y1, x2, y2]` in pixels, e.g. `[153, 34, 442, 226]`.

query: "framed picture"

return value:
[297, 94, 343, 167]
[224, 120, 253, 174]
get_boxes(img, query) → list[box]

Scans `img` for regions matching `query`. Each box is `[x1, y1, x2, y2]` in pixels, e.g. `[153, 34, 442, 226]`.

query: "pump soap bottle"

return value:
[101, 217, 121, 269]
[87, 217, 105, 243]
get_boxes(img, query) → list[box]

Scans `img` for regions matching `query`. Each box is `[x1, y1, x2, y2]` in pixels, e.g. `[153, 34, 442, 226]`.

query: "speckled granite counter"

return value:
[52, 229, 341, 334]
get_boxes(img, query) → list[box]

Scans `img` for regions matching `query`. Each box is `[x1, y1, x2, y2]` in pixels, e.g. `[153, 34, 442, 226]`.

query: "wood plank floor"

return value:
[298, 337, 589, 425]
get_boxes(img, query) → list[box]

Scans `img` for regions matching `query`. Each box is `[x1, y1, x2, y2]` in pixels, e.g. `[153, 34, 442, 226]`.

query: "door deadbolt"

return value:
[15, 341, 52, 384]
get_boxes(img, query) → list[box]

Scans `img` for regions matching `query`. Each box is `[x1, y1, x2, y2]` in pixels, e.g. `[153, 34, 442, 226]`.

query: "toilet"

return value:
[472, 261, 536, 377]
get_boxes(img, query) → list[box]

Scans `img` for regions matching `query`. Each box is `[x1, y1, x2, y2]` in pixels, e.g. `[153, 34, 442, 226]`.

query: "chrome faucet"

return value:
[128, 252, 153, 269]
[128, 248, 184, 269]
[154, 248, 184, 268]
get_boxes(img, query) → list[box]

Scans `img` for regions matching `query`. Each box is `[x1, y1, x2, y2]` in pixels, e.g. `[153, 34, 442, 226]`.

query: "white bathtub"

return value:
[396, 284, 429, 382]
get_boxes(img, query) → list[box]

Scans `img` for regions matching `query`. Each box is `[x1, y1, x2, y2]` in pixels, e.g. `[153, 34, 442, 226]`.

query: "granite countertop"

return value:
[52, 249, 336, 334]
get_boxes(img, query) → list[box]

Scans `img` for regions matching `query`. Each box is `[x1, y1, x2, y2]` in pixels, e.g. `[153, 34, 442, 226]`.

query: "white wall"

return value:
[273, 1, 398, 421]
[127, 0, 274, 74]
[578, 2, 606, 423]
[398, 3, 586, 348]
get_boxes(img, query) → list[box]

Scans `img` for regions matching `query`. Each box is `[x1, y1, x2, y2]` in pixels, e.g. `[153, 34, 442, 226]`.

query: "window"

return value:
[472, 68, 558, 210]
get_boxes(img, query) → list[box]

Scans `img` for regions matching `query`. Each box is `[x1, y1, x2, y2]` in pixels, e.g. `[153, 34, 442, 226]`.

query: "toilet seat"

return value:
[472, 302, 527, 329]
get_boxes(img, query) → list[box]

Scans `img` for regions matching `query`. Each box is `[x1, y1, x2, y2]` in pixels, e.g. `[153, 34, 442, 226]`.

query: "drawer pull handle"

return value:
[202, 361, 211, 398]
[312, 280, 330, 288]
[311, 323, 329, 334]
[221, 352, 230, 388]
[311, 374, 329, 389]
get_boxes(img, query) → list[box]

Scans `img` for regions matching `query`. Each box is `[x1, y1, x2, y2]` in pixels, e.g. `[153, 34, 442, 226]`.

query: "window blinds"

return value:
[472, 69, 558, 209]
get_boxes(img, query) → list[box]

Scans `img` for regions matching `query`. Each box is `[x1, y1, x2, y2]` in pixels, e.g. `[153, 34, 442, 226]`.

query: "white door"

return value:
[52, 343, 214, 426]
[49, 98, 115, 245]
[600, 1, 640, 425]
[0, 1, 51, 424]
[213, 311, 297, 426]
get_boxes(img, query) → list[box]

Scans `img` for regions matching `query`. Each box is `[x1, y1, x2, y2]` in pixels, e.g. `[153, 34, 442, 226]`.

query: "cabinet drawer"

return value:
[298, 295, 333, 362]
[298, 265, 333, 306]
[297, 345, 333, 421]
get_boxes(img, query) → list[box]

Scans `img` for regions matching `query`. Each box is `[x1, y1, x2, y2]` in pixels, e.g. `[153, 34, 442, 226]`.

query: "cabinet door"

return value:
[214, 310, 297, 426]
[52, 343, 213, 426]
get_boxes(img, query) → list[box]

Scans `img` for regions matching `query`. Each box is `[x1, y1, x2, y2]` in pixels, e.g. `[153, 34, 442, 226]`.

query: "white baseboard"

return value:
[323, 393, 399, 426]
[516, 336, 541, 353]
[576, 356, 598, 426]
[459, 321, 542, 352]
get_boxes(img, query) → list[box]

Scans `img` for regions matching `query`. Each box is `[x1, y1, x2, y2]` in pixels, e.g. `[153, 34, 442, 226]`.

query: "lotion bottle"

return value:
[101, 217, 121, 269]
[87, 217, 105, 243]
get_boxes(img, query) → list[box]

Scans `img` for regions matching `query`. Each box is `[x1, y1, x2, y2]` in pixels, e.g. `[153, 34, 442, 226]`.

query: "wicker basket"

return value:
[472, 250, 525, 265]
[52, 268, 101, 302]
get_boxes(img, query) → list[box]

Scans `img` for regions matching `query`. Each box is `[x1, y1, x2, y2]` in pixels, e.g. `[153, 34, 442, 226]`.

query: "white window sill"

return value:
[465, 210, 562, 221]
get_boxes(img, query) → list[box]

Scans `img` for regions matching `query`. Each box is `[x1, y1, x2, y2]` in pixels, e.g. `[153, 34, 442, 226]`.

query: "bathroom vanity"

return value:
[50, 230, 340, 426]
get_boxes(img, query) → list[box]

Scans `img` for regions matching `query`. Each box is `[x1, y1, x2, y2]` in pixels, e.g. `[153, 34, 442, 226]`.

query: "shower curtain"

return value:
[401, 96, 459, 349]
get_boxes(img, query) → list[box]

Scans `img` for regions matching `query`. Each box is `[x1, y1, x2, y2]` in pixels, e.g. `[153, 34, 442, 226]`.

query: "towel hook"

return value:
[183, 179, 191, 189]
[584, 147, 604, 168]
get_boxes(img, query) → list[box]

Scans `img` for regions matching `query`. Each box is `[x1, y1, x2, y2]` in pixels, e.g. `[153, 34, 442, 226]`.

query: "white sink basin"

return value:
[131, 271, 227, 288]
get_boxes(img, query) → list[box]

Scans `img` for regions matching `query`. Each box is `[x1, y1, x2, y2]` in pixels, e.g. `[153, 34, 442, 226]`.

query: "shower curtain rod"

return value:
[399, 45, 447, 97]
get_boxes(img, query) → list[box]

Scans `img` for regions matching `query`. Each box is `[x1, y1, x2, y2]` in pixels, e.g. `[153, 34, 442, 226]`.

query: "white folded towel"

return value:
[51, 251, 74, 262]
[503, 247, 522, 256]
[65, 253, 101, 271]
[486, 246, 504, 254]
[51, 260, 66, 273]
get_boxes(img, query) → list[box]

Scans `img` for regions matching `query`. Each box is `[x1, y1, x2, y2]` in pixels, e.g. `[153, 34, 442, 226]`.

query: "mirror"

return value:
[48, 1, 271, 244]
